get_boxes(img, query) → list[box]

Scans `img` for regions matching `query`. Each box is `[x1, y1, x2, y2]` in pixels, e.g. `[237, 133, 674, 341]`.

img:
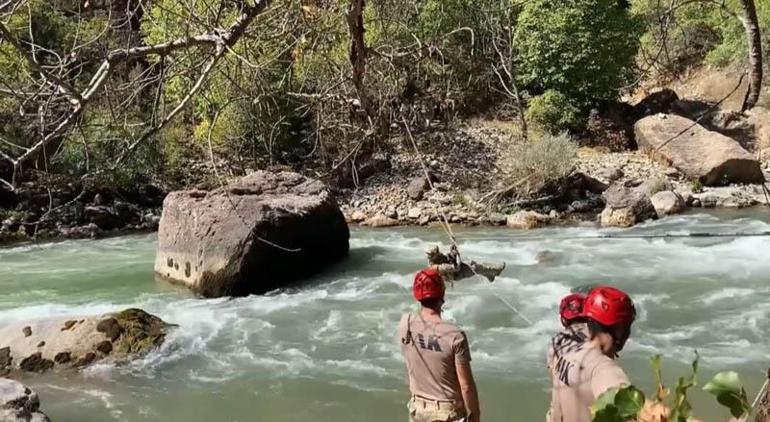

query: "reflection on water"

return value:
[1, 211, 770, 421]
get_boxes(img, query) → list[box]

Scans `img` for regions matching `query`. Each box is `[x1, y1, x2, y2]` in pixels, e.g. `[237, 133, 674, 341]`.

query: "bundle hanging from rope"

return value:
[402, 117, 532, 325]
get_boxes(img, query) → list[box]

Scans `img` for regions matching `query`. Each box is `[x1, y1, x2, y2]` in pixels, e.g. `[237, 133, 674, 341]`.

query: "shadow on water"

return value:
[271, 245, 400, 293]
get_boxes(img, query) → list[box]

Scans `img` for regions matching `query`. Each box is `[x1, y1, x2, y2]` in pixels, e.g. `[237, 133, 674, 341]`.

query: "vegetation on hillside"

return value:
[0, 0, 765, 193]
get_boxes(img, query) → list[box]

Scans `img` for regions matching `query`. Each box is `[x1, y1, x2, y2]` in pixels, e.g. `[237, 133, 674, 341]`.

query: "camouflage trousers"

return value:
[407, 396, 467, 422]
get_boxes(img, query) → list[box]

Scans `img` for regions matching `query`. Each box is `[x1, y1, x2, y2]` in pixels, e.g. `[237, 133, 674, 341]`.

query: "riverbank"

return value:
[2, 119, 769, 245]
[336, 120, 770, 228]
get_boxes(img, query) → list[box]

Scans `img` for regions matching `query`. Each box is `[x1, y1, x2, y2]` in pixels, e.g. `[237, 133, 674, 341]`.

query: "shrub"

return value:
[525, 90, 584, 134]
[514, 0, 642, 105]
[501, 132, 579, 196]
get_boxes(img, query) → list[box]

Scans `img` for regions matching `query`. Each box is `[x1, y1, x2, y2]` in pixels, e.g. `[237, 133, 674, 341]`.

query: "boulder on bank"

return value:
[650, 191, 686, 217]
[0, 378, 50, 421]
[506, 210, 552, 229]
[599, 182, 658, 227]
[634, 114, 764, 186]
[0, 309, 168, 375]
[154, 171, 350, 297]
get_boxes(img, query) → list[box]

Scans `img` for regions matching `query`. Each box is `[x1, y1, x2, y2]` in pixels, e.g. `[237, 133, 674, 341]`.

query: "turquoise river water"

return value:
[1, 210, 770, 421]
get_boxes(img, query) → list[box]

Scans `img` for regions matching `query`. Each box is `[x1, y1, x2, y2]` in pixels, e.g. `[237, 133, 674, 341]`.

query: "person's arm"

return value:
[456, 360, 481, 422]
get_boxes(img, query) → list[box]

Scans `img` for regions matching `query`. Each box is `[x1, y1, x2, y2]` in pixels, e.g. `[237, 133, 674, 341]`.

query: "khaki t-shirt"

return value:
[547, 323, 630, 422]
[396, 313, 472, 402]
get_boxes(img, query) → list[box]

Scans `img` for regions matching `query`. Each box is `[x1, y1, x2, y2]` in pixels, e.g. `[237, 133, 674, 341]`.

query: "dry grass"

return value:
[499, 132, 579, 197]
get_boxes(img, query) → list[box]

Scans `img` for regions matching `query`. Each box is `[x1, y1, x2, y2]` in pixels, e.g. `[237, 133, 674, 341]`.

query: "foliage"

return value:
[591, 354, 753, 422]
[501, 132, 578, 196]
[634, 0, 770, 73]
[514, 0, 643, 106]
[525, 90, 583, 134]
[703, 371, 751, 418]
[0, 0, 765, 191]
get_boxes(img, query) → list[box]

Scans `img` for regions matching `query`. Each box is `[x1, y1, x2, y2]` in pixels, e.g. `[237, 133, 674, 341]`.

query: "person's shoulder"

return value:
[437, 319, 464, 333]
[437, 320, 469, 343]
[586, 350, 627, 379]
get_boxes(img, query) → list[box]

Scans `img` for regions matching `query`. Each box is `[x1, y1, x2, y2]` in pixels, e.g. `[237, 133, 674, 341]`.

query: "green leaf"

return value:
[703, 371, 751, 418]
[703, 371, 743, 395]
[592, 406, 621, 422]
[591, 387, 619, 417]
[591, 386, 644, 422]
[614, 386, 645, 418]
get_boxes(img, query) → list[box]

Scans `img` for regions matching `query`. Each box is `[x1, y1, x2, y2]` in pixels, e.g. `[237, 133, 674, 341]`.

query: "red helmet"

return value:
[583, 286, 636, 327]
[559, 293, 585, 326]
[413, 268, 445, 302]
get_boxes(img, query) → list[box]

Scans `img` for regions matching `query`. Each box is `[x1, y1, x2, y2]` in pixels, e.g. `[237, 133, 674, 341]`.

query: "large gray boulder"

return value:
[0, 378, 49, 422]
[599, 182, 658, 227]
[0, 309, 167, 376]
[635, 114, 764, 186]
[154, 171, 349, 297]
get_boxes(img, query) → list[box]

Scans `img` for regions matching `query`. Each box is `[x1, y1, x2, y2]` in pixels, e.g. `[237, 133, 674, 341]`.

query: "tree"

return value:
[514, 0, 643, 107]
[0, 0, 271, 189]
[737, 0, 763, 111]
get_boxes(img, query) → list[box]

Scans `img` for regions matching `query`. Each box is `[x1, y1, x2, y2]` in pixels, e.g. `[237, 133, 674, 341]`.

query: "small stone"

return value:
[407, 177, 430, 201]
[75, 352, 97, 367]
[350, 210, 366, 223]
[54, 352, 71, 364]
[664, 167, 680, 178]
[361, 214, 399, 228]
[650, 191, 686, 217]
[418, 215, 431, 226]
[487, 213, 508, 226]
[407, 207, 422, 220]
[95, 341, 113, 355]
[36, 341, 45, 348]
[61, 320, 77, 331]
[597, 167, 624, 182]
[19, 352, 54, 373]
[96, 318, 122, 342]
[0, 347, 11, 368]
[506, 210, 551, 229]
[22, 326, 31, 337]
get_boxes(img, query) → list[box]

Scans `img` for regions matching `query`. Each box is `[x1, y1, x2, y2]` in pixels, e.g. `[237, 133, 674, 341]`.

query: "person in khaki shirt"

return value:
[547, 286, 637, 422]
[397, 268, 481, 422]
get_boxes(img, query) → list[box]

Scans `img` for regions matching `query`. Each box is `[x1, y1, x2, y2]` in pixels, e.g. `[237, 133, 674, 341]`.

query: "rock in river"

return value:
[154, 171, 350, 297]
[0, 378, 50, 422]
[0, 309, 168, 375]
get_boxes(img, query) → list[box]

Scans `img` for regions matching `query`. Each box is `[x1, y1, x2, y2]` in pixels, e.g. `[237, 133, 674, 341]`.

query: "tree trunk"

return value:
[346, 0, 372, 121]
[737, 0, 763, 111]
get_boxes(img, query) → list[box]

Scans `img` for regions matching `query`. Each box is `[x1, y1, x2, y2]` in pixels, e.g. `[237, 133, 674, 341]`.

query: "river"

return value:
[1, 210, 769, 421]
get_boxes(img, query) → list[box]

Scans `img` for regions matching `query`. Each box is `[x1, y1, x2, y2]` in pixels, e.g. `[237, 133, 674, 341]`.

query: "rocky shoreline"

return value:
[2, 143, 768, 246]
[0, 175, 164, 245]
[336, 122, 770, 230]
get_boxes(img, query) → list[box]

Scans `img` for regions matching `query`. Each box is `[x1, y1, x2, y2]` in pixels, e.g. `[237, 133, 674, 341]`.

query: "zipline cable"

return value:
[402, 117, 533, 325]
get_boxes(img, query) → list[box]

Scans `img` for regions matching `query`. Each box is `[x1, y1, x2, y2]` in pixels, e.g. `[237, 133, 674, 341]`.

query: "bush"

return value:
[515, 0, 642, 105]
[525, 90, 584, 134]
[501, 132, 579, 196]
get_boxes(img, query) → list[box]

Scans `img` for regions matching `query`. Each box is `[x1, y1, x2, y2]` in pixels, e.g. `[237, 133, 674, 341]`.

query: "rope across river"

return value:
[400, 116, 770, 327]
[403, 118, 533, 325]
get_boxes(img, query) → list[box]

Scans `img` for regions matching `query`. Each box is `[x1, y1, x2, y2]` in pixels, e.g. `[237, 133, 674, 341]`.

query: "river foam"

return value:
[2, 212, 770, 421]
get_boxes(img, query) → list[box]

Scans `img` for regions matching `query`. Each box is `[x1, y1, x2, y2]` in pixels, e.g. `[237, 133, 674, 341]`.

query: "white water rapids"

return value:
[1, 210, 769, 421]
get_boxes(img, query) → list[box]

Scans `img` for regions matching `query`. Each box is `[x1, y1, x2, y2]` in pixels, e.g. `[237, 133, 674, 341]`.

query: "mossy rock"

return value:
[104, 308, 168, 357]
